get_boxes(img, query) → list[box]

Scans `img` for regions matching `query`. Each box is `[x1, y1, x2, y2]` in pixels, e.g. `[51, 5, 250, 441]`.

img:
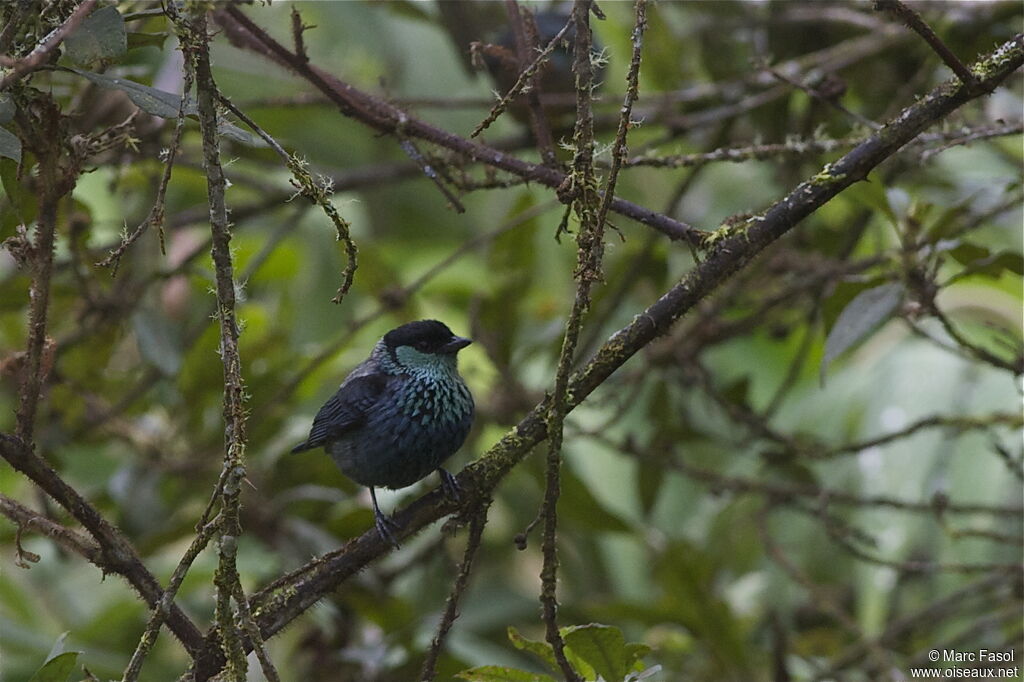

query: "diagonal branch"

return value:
[0, 492, 100, 563]
[0, 0, 97, 91]
[186, 31, 1024, 682]
[0, 434, 206, 657]
[211, 6, 703, 245]
[873, 0, 980, 89]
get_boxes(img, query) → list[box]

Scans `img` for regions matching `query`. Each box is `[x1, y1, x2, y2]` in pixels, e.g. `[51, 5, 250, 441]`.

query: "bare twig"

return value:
[873, 0, 980, 88]
[0, 434, 205, 656]
[211, 6, 704, 245]
[0, 0, 97, 91]
[232, 579, 282, 682]
[762, 63, 880, 130]
[98, 64, 193, 274]
[0, 493, 101, 563]
[419, 500, 491, 681]
[758, 507, 900, 674]
[188, 9, 256, 679]
[918, 122, 1024, 161]
[13, 153, 57, 444]
[290, 5, 309, 63]
[536, 0, 606, 677]
[470, 1, 569, 162]
[801, 501, 1023, 575]
[818, 413, 1023, 459]
[825, 573, 1011, 675]
[397, 133, 466, 213]
[215, 93, 359, 303]
[122, 517, 222, 682]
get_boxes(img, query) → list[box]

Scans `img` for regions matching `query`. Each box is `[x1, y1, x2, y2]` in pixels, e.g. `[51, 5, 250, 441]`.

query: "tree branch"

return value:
[873, 0, 980, 89]
[0, 434, 206, 657]
[186, 31, 1024, 682]
[211, 6, 704, 246]
[0, 0, 97, 91]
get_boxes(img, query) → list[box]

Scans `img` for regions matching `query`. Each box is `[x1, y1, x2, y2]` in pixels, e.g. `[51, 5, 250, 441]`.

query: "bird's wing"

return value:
[292, 372, 388, 452]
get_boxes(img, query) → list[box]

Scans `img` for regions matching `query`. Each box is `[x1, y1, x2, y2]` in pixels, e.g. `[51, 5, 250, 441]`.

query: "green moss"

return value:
[809, 163, 848, 186]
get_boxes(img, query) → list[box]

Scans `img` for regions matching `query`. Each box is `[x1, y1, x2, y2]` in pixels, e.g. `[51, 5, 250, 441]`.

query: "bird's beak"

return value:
[440, 336, 472, 353]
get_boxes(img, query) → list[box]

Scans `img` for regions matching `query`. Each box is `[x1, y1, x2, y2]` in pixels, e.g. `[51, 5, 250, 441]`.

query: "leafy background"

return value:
[0, 2, 1021, 681]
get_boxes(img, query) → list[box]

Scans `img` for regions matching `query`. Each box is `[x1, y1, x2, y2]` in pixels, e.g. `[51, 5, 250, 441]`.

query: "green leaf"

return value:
[64, 67, 265, 147]
[0, 126, 20, 163]
[64, 6, 127, 65]
[562, 623, 634, 682]
[624, 643, 652, 669]
[508, 626, 557, 670]
[132, 309, 183, 376]
[636, 457, 664, 517]
[948, 242, 991, 266]
[385, 0, 435, 22]
[28, 652, 78, 682]
[127, 32, 168, 51]
[67, 66, 184, 118]
[456, 666, 557, 682]
[820, 282, 904, 382]
[1, 157, 38, 228]
[845, 173, 897, 227]
[0, 92, 13, 124]
[28, 634, 81, 682]
[992, 252, 1024, 276]
[559, 466, 632, 533]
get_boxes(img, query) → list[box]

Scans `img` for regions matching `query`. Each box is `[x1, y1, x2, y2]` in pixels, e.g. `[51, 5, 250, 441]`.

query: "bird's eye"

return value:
[415, 341, 430, 351]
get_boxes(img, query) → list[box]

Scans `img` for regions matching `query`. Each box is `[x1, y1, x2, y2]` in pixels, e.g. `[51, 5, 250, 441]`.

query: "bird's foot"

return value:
[439, 468, 461, 502]
[374, 509, 401, 549]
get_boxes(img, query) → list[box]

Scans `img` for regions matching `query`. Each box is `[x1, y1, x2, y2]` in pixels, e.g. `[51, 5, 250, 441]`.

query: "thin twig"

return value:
[396, 133, 466, 213]
[216, 92, 359, 303]
[0, 493, 101, 562]
[212, 6, 704, 245]
[0, 0, 97, 91]
[470, 2, 569, 157]
[122, 517, 222, 682]
[873, 0, 980, 88]
[824, 573, 1010, 675]
[188, 9, 254, 679]
[817, 413, 1022, 459]
[537, 1, 611, 678]
[763, 63, 880, 130]
[0, 434, 206, 655]
[516, 5, 559, 166]
[600, 434, 1023, 518]
[419, 500, 491, 681]
[13, 154, 58, 445]
[232, 579, 282, 682]
[758, 506, 900, 675]
[799, 501, 1024, 575]
[98, 64, 194, 274]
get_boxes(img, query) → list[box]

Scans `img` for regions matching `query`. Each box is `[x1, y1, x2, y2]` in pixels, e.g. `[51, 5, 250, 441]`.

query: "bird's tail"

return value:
[290, 441, 314, 454]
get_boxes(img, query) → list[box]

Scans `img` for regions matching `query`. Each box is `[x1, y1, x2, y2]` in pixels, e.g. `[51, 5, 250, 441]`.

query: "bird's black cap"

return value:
[383, 320, 471, 354]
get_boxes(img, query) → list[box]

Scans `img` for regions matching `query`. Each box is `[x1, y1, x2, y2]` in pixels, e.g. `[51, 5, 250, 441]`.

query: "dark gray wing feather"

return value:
[291, 372, 387, 453]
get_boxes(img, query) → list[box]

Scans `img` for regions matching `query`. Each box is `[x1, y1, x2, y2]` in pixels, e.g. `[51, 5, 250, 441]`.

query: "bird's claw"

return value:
[374, 510, 401, 549]
[439, 468, 461, 502]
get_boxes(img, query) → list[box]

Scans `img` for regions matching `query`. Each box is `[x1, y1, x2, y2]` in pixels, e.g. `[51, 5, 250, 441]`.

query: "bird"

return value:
[291, 320, 475, 547]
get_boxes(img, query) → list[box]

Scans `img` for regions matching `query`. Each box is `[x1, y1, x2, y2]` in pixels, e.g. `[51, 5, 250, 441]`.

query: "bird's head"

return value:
[378, 320, 472, 375]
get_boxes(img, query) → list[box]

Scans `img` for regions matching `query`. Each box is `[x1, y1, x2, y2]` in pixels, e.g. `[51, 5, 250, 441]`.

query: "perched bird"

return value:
[291, 320, 475, 547]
